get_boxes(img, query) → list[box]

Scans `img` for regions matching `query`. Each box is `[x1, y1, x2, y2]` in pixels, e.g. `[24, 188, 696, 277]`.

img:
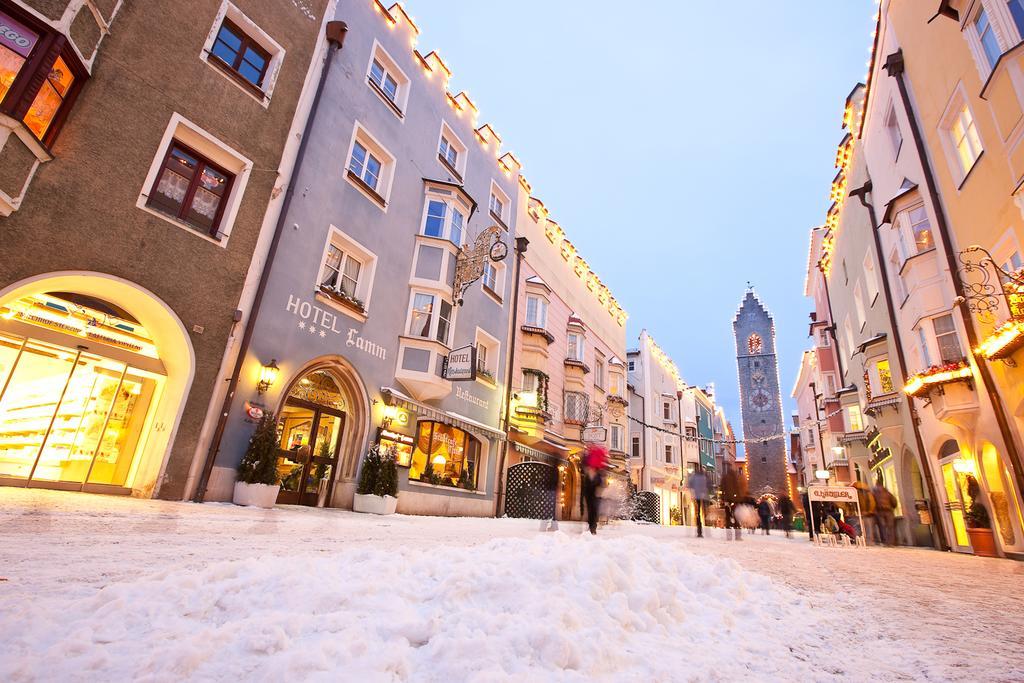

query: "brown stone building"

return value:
[0, 0, 330, 499]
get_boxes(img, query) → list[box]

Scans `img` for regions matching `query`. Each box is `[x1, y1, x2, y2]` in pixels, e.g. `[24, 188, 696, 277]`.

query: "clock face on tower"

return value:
[749, 387, 772, 412]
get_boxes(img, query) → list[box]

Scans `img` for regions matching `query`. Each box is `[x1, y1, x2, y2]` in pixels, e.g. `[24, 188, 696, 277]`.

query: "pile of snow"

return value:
[0, 532, 875, 680]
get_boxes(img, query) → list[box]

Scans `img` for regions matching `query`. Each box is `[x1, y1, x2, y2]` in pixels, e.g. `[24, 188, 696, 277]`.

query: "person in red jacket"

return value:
[582, 444, 608, 534]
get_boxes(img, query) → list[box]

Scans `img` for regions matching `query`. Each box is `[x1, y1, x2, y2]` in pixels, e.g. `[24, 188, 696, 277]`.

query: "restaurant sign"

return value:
[442, 344, 476, 382]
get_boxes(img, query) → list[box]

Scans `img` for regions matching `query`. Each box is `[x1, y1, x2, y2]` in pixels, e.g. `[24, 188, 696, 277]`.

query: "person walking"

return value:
[720, 463, 742, 541]
[853, 481, 878, 546]
[779, 494, 795, 538]
[757, 497, 772, 535]
[873, 479, 899, 546]
[582, 445, 608, 535]
[687, 468, 709, 538]
[801, 490, 814, 541]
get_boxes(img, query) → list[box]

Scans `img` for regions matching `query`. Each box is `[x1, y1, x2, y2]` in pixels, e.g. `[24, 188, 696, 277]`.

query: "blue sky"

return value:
[410, 1, 875, 431]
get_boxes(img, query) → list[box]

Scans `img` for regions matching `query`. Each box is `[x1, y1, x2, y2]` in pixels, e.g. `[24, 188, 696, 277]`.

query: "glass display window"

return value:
[409, 421, 479, 489]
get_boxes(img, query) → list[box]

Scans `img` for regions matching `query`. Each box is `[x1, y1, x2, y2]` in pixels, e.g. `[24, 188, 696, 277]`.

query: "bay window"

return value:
[899, 206, 935, 256]
[846, 405, 864, 432]
[875, 359, 895, 394]
[421, 194, 467, 246]
[525, 295, 548, 328]
[610, 372, 623, 397]
[407, 292, 454, 346]
[410, 421, 479, 489]
[610, 424, 624, 452]
[566, 331, 584, 361]
[146, 142, 234, 238]
[0, 6, 85, 146]
[933, 314, 964, 363]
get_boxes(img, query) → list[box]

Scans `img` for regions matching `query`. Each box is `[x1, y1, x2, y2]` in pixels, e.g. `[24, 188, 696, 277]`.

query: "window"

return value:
[853, 283, 866, 330]
[483, 261, 497, 292]
[437, 122, 467, 178]
[349, 141, 382, 191]
[948, 103, 983, 177]
[610, 372, 623, 397]
[631, 435, 641, 459]
[664, 444, 673, 464]
[489, 192, 504, 219]
[1010, 0, 1024, 39]
[610, 424, 624, 452]
[474, 329, 499, 381]
[566, 332, 584, 361]
[885, 104, 902, 158]
[976, 8, 1002, 68]
[663, 400, 672, 421]
[918, 327, 933, 367]
[933, 314, 963, 363]
[843, 318, 854, 360]
[476, 343, 488, 373]
[0, 6, 85, 146]
[564, 391, 589, 424]
[522, 370, 539, 394]
[904, 206, 935, 254]
[846, 405, 864, 432]
[1002, 250, 1024, 274]
[320, 245, 361, 298]
[525, 295, 548, 328]
[594, 357, 605, 390]
[818, 328, 831, 348]
[210, 19, 270, 89]
[864, 253, 879, 302]
[876, 359, 895, 394]
[489, 180, 510, 226]
[365, 41, 409, 116]
[824, 373, 837, 397]
[889, 248, 908, 301]
[409, 421, 480, 489]
[407, 292, 454, 346]
[747, 333, 763, 354]
[421, 195, 467, 246]
[345, 123, 395, 207]
[146, 142, 234, 238]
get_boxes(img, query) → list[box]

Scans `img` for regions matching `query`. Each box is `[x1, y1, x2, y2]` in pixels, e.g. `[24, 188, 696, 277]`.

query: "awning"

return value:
[381, 387, 506, 441]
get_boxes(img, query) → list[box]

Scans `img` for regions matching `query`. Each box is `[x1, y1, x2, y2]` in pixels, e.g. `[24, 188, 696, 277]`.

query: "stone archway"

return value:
[275, 355, 370, 508]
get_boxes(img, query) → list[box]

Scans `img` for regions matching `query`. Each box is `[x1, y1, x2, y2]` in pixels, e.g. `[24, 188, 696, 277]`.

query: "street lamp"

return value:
[256, 359, 280, 394]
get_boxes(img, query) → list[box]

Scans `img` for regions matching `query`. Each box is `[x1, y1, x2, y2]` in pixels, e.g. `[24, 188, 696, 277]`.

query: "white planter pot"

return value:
[353, 493, 398, 515]
[233, 481, 280, 509]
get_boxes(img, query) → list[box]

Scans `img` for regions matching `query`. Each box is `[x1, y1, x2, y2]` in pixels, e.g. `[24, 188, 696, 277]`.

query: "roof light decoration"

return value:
[366, 1, 628, 327]
[646, 334, 685, 392]
[903, 360, 973, 398]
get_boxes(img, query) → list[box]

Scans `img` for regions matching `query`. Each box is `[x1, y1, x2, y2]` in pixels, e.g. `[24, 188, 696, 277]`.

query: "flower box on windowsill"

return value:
[903, 360, 973, 398]
[318, 285, 367, 315]
[476, 369, 496, 387]
[520, 324, 554, 344]
[976, 319, 1024, 360]
[564, 358, 590, 373]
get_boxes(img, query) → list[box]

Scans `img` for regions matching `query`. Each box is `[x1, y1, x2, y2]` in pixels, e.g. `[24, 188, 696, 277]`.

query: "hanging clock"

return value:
[489, 239, 508, 262]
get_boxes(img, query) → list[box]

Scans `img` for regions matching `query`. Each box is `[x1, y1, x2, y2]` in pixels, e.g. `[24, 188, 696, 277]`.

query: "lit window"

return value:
[146, 142, 234, 238]
[610, 373, 623, 397]
[23, 56, 75, 140]
[407, 292, 454, 346]
[566, 332, 584, 361]
[975, 8, 1002, 68]
[901, 206, 935, 254]
[876, 360, 895, 394]
[949, 104, 983, 176]
[409, 421, 479, 488]
[933, 314, 963, 363]
[210, 19, 271, 89]
[348, 141, 382, 191]
[525, 295, 548, 328]
[847, 405, 864, 432]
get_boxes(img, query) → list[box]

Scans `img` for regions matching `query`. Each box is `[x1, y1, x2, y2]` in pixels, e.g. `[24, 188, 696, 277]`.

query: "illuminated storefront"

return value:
[410, 420, 480, 490]
[0, 292, 166, 492]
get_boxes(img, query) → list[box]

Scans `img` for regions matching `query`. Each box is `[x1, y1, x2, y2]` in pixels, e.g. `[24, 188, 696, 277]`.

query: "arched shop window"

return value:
[410, 421, 479, 490]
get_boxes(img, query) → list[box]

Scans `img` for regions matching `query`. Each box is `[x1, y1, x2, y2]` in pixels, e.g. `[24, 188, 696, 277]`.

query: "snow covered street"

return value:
[1, 490, 1023, 682]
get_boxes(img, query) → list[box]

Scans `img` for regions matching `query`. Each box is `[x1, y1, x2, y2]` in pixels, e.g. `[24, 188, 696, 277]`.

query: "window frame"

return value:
[315, 225, 379, 318]
[405, 289, 456, 347]
[208, 18, 271, 92]
[419, 190, 470, 247]
[884, 102, 903, 159]
[201, 2, 285, 106]
[0, 4, 87, 148]
[525, 294, 548, 329]
[474, 327, 500, 383]
[365, 40, 410, 118]
[344, 121, 396, 209]
[938, 89, 984, 186]
[488, 179, 510, 228]
[610, 424, 624, 452]
[594, 355, 605, 391]
[145, 140, 236, 240]
[566, 331, 585, 361]
[437, 121, 467, 179]
[931, 313, 965, 364]
[481, 258, 505, 303]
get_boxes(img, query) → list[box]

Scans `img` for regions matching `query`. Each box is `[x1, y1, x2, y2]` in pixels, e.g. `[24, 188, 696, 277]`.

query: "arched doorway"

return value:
[0, 273, 192, 496]
[937, 438, 972, 553]
[274, 369, 348, 506]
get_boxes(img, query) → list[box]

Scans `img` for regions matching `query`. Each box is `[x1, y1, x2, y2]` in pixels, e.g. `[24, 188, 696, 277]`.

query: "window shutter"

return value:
[9, 34, 65, 122]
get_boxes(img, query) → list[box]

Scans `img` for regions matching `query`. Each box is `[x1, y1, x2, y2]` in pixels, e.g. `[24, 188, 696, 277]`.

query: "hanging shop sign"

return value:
[807, 485, 857, 503]
[442, 344, 476, 381]
[0, 11, 39, 57]
[582, 426, 608, 443]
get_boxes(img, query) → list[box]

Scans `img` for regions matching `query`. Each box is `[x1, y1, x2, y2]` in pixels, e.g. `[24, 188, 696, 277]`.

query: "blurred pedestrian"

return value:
[757, 497, 772, 535]
[687, 468, 709, 538]
[779, 494, 795, 538]
[853, 481, 878, 546]
[873, 479, 899, 546]
[582, 445, 608, 535]
[721, 463, 742, 541]
[801, 490, 814, 541]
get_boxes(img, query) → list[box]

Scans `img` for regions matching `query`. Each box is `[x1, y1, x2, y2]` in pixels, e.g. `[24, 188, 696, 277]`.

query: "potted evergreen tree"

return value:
[233, 413, 281, 508]
[964, 474, 997, 557]
[353, 444, 399, 515]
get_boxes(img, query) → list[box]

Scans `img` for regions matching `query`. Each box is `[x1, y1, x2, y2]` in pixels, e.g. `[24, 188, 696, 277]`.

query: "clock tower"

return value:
[733, 290, 788, 498]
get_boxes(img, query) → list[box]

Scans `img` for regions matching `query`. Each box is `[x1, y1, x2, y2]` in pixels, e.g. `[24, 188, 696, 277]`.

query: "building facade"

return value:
[0, 0, 330, 499]
[734, 290, 790, 499]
